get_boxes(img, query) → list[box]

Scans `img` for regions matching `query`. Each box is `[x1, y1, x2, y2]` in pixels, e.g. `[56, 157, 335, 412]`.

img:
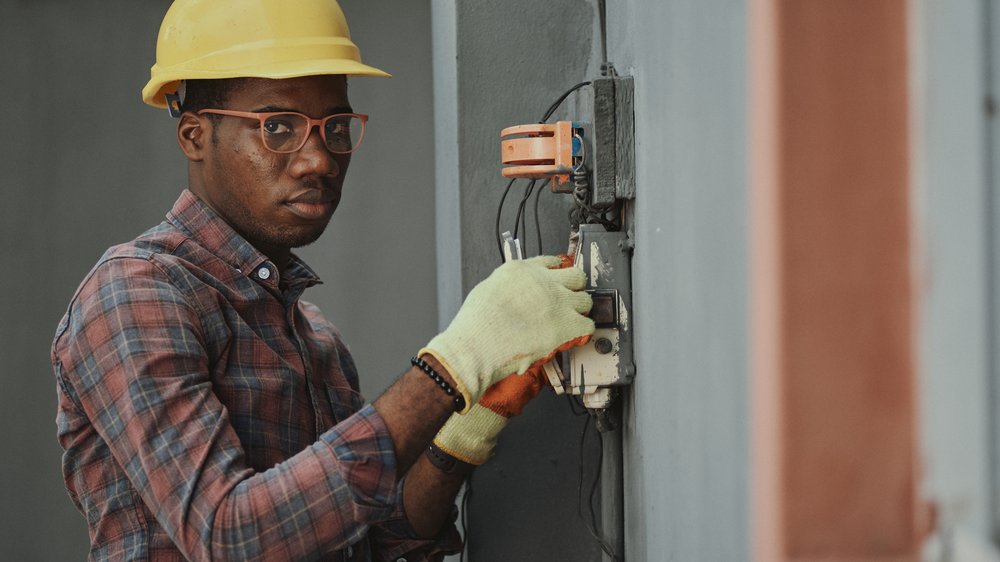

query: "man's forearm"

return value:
[403, 453, 472, 538]
[371, 355, 472, 539]
[372, 355, 459, 474]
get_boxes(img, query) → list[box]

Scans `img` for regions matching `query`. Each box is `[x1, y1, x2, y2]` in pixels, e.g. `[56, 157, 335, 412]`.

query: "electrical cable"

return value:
[533, 178, 544, 255]
[495, 177, 518, 261]
[566, 393, 589, 417]
[496, 82, 593, 263]
[575, 414, 619, 562]
[528, 81, 592, 256]
[540, 81, 592, 124]
[589, 430, 603, 527]
[576, 415, 592, 522]
[588, 427, 619, 561]
[520, 183, 531, 248]
[598, 0, 609, 75]
[513, 180, 536, 242]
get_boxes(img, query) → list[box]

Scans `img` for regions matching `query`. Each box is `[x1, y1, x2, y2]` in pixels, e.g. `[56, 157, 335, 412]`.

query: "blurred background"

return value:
[1, 0, 998, 561]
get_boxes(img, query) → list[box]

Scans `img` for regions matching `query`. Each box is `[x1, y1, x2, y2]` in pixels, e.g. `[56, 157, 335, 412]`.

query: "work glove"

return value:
[420, 255, 594, 412]
[433, 366, 548, 465]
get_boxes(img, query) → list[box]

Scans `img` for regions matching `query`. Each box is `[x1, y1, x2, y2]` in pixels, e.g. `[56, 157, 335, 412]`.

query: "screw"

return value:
[595, 338, 614, 354]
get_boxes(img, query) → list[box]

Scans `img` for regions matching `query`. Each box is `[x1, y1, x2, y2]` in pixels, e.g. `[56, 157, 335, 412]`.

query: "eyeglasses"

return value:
[197, 109, 369, 154]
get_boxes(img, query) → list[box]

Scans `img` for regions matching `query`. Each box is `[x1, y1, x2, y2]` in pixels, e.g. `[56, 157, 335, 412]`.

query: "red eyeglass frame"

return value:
[197, 109, 369, 154]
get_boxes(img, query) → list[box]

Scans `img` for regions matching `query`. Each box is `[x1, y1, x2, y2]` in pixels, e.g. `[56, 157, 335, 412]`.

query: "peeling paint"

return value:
[590, 241, 601, 284]
[618, 297, 629, 332]
[590, 241, 614, 285]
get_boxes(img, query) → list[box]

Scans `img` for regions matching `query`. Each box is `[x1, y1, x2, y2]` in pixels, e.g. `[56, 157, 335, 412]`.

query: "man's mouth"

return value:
[284, 189, 337, 220]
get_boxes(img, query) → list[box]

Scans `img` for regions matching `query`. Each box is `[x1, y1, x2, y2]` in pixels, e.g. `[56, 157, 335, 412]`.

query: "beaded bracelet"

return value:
[411, 356, 466, 412]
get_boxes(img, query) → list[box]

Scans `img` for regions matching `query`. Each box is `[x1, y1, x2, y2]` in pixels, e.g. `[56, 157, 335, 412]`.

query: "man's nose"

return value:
[288, 127, 341, 178]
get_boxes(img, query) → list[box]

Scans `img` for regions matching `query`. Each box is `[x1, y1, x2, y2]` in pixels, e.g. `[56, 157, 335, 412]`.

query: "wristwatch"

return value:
[426, 443, 472, 474]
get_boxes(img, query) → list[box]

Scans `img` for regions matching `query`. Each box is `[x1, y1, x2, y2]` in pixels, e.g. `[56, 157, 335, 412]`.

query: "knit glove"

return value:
[433, 366, 547, 465]
[419, 255, 594, 412]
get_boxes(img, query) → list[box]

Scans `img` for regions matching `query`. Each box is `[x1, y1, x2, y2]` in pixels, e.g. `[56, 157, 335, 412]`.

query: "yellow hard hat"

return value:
[142, 0, 390, 109]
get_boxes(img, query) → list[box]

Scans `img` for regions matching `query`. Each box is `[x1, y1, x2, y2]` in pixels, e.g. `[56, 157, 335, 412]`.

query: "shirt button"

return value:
[345, 545, 354, 558]
[395, 558, 407, 562]
[257, 266, 271, 280]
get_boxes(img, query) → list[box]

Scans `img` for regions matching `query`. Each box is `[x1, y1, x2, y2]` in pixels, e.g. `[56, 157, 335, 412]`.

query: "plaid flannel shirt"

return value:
[52, 190, 461, 561]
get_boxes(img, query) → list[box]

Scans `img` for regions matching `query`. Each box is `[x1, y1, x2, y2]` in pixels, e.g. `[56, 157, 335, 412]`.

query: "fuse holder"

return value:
[500, 121, 581, 189]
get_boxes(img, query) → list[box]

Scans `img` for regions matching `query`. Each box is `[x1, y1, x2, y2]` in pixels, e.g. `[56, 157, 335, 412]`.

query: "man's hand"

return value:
[420, 255, 594, 411]
[434, 366, 548, 465]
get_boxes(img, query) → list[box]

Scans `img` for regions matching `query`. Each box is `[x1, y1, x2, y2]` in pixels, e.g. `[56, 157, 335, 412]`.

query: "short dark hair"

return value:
[181, 78, 249, 115]
[181, 78, 249, 142]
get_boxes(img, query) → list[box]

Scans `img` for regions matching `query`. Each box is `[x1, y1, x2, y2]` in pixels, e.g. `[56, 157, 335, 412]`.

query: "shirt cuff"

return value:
[317, 404, 401, 526]
[367, 479, 463, 562]
[324, 405, 463, 561]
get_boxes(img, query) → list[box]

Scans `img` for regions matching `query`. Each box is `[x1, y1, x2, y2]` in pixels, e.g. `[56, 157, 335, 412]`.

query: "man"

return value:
[51, 1, 594, 561]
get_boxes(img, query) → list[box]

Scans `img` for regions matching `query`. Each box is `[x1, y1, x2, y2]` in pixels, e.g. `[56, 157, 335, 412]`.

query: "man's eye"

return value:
[263, 120, 294, 135]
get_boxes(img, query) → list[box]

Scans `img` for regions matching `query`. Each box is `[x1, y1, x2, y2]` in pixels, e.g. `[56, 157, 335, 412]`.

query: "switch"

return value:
[567, 224, 635, 410]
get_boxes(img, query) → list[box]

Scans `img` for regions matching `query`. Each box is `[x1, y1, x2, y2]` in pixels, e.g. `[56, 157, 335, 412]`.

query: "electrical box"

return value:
[499, 74, 636, 416]
[567, 225, 634, 409]
[590, 76, 635, 205]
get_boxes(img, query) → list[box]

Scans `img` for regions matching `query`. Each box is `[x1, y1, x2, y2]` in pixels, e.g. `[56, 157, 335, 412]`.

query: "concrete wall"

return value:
[992, 0, 1000, 542]
[433, 1, 750, 560]
[608, 1, 751, 560]
[0, 1, 436, 559]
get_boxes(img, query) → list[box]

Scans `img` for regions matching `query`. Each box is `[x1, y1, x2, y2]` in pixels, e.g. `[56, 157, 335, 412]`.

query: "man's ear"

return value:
[177, 112, 208, 162]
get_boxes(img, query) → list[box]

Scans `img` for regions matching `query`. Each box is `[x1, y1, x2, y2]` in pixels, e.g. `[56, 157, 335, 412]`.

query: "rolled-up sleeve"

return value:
[365, 479, 463, 562]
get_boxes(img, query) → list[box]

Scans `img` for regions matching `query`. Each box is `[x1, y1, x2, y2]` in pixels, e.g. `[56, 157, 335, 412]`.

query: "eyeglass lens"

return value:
[261, 114, 363, 153]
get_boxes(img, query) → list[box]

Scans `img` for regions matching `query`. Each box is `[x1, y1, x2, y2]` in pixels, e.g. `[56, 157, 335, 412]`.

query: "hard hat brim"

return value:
[142, 59, 391, 109]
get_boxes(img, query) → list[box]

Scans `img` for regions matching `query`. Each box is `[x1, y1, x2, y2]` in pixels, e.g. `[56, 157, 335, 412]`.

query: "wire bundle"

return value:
[494, 82, 592, 263]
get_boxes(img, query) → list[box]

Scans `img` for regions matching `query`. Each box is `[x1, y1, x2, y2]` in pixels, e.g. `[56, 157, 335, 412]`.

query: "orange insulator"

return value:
[500, 121, 580, 189]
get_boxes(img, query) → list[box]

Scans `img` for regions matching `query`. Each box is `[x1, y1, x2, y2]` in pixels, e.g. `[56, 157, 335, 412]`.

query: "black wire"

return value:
[513, 180, 536, 241]
[567, 394, 589, 417]
[494, 81, 593, 263]
[495, 178, 518, 262]
[540, 81, 592, 124]
[533, 178, 544, 255]
[588, 427, 619, 561]
[576, 415, 592, 522]
[573, 412, 620, 562]
[589, 431, 603, 525]
[520, 184, 530, 246]
[597, 0, 609, 75]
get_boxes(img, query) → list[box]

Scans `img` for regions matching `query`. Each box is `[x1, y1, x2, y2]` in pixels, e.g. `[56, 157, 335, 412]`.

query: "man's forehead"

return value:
[227, 75, 350, 110]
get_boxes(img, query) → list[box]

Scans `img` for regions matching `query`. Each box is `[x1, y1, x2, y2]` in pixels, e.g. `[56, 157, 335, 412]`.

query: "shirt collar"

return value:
[166, 190, 322, 288]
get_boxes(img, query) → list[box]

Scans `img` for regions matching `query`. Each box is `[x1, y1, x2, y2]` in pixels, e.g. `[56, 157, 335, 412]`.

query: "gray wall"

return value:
[914, 0, 999, 551]
[0, 1, 436, 559]
[607, 1, 751, 560]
